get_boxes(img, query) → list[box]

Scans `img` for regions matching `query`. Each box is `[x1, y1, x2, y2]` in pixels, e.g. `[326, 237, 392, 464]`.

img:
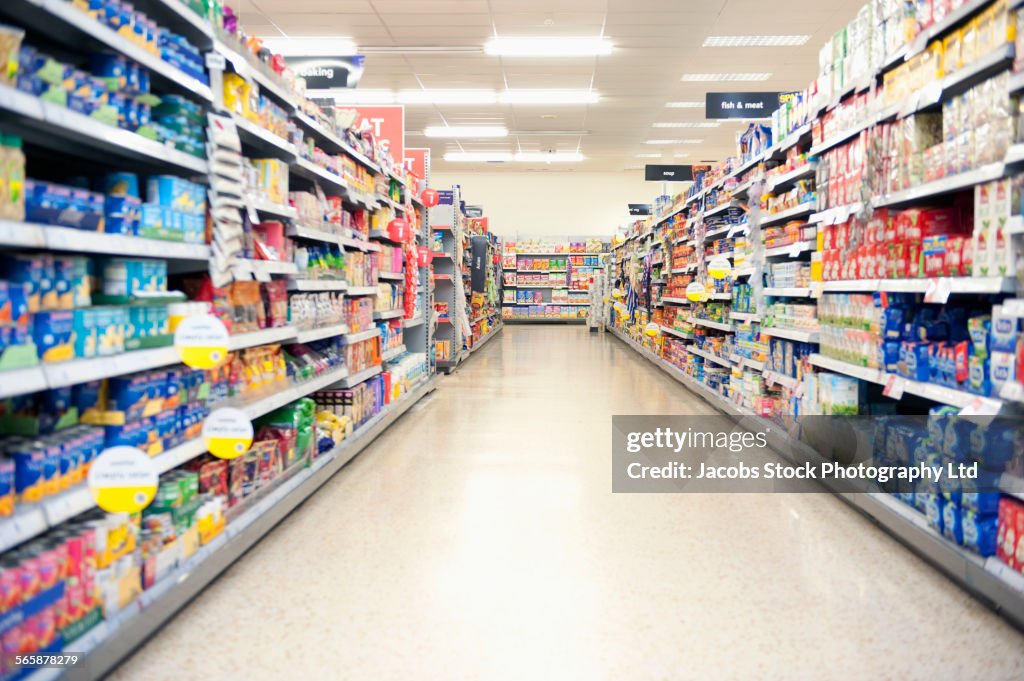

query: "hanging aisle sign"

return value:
[628, 204, 652, 216]
[644, 165, 694, 182]
[705, 92, 799, 119]
[286, 56, 365, 89]
[404, 148, 430, 180]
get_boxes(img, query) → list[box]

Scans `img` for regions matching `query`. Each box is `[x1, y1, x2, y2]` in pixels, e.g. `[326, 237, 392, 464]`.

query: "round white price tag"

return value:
[202, 407, 254, 460]
[174, 315, 230, 369]
[87, 446, 158, 514]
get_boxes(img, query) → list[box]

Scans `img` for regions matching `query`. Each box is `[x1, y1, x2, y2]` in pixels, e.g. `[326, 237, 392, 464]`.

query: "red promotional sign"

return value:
[346, 105, 405, 167]
[387, 218, 409, 242]
[421, 188, 439, 208]
[404, 147, 430, 180]
[416, 246, 432, 267]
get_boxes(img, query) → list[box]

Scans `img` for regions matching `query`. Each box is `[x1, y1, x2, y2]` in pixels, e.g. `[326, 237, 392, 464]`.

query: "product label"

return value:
[174, 315, 229, 369]
[87, 446, 158, 514]
[202, 408, 254, 460]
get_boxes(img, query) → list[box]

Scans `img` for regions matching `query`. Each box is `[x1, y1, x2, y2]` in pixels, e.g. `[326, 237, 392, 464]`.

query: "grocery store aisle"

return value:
[112, 326, 1024, 681]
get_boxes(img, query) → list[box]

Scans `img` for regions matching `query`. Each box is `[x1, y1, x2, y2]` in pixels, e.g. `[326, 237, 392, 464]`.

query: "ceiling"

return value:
[236, 0, 867, 173]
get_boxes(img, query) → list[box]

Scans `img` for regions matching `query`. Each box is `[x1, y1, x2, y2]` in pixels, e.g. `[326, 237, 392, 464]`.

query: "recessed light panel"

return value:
[702, 35, 810, 47]
[680, 73, 772, 82]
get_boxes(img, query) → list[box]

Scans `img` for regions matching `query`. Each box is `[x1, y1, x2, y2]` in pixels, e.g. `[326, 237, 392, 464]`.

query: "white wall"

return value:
[430, 170, 682, 241]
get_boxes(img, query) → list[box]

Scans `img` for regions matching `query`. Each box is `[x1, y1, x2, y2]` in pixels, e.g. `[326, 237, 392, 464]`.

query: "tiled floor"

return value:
[112, 326, 1024, 681]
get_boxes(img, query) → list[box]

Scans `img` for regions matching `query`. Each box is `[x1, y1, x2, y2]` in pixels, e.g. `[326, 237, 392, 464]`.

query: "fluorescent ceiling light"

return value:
[653, 122, 720, 128]
[634, 153, 662, 158]
[485, 36, 613, 57]
[681, 73, 772, 82]
[398, 89, 497, 104]
[316, 89, 396, 104]
[444, 151, 585, 163]
[445, 152, 514, 162]
[423, 126, 508, 138]
[499, 89, 599, 105]
[703, 35, 810, 47]
[673, 152, 690, 158]
[644, 139, 703, 145]
[260, 37, 358, 56]
[514, 152, 584, 163]
[665, 101, 704, 108]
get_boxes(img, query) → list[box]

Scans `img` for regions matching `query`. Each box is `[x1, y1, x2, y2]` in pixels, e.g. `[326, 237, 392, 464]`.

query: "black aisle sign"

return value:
[705, 92, 786, 119]
[628, 204, 652, 216]
[644, 165, 693, 182]
[471, 236, 487, 293]
[286, 56, 365, 89]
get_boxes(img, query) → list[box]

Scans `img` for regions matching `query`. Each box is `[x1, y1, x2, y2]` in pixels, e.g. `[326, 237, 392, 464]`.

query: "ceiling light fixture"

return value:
[499, 89, 599, 105]
[398, 89, 498, 104]
[634, 153, 662, 158]
[259, 36, 358, 56]
[514, 151, 584, 162]
[652, 122, 720, 128]
[444, 152, 514, 162]
[702, 35, 810, 47]
[643, 139, 703, 145]
[484, 36, 613, 57]
[680, 73, 772, 81]
[314, 89, 396, 104]
[423, 125, 508, 138]
[665, 101, 704, 108]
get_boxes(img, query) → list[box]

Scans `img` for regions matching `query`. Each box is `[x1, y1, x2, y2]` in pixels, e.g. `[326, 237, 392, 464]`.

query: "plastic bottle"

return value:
[6, 134, 25, 221]
[0, 130, 8, 220]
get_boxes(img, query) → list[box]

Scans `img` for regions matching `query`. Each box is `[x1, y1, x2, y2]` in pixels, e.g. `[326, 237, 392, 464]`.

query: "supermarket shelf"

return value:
[876, 162, 1006, 207]
[468, 324, 504, 355]
[233, 115, 298, 160]
[609, 327, 1024, 630]
[704, 202, 739, 218]
[373, 309, 404, 320]
[759, 202, 815, 226]
[691, 346, 734, 368]
[369, 229, 401, 243]
[233, 259, 299, 277]
[708, 292, 732, 301]
[343, 328, 382, 344]
[287, 225, 343, 246]
[821, 276, 1015, 294]
[403, 316, 425, 328]
[509, 302, 590, 307]
[339, 233, 380, 252]
[0, 221, 211, 260]
[688, 317, 734, 333]
[765, 163, 817, 193]
[291, 158, 346, 193]
[214, 39, 296, 111]
[1, 0, 213, 102]
[515, 285, 568, 290]
[295, 323, 349, 344]
[765, 122, 813, 160]
[704, 225, 731, 240]
[808, 354, 1003, 411]
[761, 326, 820, 343]
[378, 271, 405, 281]
[347, 286, 378, 296]
[661, 297, 691, 305]
[1004, 143, 1024, 165]
[292, 113, 382, 175]
[763, 287, 811, 297]
[339, 365, 383, 388]
[132, 0, 214, 46]
[808, 117, 874, 157]
[505, 318, 586, 324]
[660, 326, 693, 340]
[1009, 70, 1024, 95]
[381, 345, 406, 362]
[517, 269, 568, 274]
[0, 85, 208, 175]
[247, 196, 297, 221]
[764, 241, 816, 258]
[763, 370, 799, 389]
[729, 311, 761, 323]
[732, 356, 766, 372]
[59, 375, 439, 681]
[227, 326, 298, 351]
[731, 179, 755, 199]
[732, 266, 755, 278]
[811, 202, 863, 225]
[287, 279, 346, 292]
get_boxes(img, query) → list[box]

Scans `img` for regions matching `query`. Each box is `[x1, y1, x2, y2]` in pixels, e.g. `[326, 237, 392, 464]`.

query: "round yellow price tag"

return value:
[174, 315, 229, 369]
[644, 322, 660, 337]
[202, 407, 254, 460]
[87, 446, 158, 514]
[686, 282, 707, 302]
[707, 256, 732, 280]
